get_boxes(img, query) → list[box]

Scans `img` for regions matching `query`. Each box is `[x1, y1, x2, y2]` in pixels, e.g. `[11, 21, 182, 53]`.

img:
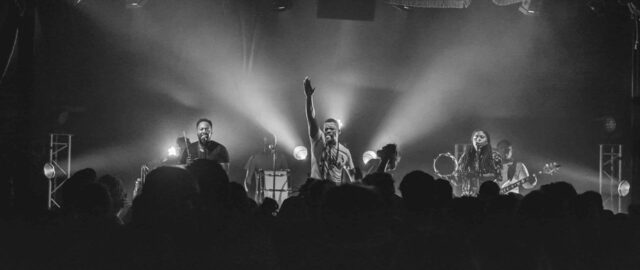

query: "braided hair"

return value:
[458, 129, 500, 175]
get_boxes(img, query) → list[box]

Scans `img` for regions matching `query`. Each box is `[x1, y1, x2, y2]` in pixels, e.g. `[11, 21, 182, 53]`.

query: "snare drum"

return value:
[257, 170, 290, 205]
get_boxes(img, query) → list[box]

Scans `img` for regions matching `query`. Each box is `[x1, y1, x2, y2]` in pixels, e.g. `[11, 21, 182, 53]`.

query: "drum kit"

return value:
[255, 169, 291, 205]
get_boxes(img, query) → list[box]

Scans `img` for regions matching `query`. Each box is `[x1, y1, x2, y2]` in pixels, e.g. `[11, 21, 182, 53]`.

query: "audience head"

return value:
[478, 180, 500, 201]
[399, 170, 435, 211]
[227, 182, 256, 214]
[322, 184, 382, 217]
[97, 174, 126, 215]
[75, 183, 112, 219]
[307, 179, 336, 208]
[540, 181, 578, 218]
[362, 172, 395, 199]
[62, 168, 97, 209]
[575, 191, 603, 220]
[517, 190, 551, 220]
[259, 197, 279, 216]
[433, 178, 453, 207]
[187, 159, 229, 210]
[132, 166, 198, 229]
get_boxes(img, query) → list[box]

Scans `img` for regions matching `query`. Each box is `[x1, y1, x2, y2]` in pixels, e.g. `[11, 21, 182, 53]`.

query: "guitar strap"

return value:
[507, 160, 517, 180]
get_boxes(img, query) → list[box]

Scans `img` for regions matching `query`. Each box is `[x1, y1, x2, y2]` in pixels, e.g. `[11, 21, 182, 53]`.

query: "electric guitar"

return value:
[500, 162, 560, 194]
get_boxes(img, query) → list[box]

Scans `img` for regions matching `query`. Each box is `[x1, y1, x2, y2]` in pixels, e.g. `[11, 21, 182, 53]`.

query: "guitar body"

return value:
[499, 162, 559, 194]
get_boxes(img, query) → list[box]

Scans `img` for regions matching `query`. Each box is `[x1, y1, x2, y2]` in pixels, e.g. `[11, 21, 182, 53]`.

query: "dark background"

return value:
[0, 0, 634, 212]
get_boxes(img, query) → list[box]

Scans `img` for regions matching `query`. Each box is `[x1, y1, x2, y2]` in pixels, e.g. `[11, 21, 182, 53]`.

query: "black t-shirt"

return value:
[179, 140, 230, 164]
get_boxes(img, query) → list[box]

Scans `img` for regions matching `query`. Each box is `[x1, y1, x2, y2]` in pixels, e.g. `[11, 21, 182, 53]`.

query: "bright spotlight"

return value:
[362, 150, 378, 164]
[391, 5, 413, 11]
[519, 0, 542, 15]
[336, 119, 344, 129]
[604, 117, 617, 133]
[618, 180, 630, 197]
[167, 146, 178, 157]
[293, 146, 308, 160]
[125, 0, 149, 9]
[43, 163, 56, 179]
[273, 0, 292, 11]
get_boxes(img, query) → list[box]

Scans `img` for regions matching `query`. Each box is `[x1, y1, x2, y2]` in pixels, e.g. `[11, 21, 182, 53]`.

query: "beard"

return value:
[198, 133, 209, 144]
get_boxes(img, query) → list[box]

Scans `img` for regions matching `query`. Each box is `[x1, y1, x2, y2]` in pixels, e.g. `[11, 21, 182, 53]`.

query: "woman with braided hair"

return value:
[456, 129, 502, 196]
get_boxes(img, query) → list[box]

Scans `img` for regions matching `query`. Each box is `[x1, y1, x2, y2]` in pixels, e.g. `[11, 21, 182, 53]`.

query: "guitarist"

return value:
[496, 140, 536, 194]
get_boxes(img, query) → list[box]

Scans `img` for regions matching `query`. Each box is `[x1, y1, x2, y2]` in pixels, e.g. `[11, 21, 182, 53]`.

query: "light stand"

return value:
[336, 136, 343, 184]
[630, 2, 640, 206]
[271, 135, 277, 202]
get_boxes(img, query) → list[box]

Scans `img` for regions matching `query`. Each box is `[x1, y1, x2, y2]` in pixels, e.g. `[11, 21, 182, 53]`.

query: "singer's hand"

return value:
[304, 76, 315, 97]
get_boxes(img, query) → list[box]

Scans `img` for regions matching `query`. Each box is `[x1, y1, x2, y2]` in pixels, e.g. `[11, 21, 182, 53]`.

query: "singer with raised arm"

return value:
[304, 76, 355, 184]
[179, 118, 230, 172]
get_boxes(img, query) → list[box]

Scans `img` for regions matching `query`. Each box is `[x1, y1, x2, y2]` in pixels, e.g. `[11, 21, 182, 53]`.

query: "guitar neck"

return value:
[499, 162, 558, 194]
[500, 174, 534, 194]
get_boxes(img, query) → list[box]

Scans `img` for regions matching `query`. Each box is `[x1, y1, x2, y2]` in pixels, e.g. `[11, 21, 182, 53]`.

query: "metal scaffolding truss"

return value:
[47, 133, 73, 209]
[599, 144, 623, 213]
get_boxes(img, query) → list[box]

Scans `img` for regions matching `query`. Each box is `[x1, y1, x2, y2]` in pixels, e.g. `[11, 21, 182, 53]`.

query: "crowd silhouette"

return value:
[1, 159, 639, 270]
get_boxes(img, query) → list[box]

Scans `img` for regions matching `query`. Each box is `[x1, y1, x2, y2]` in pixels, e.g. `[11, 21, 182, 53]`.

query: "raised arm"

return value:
[304, 77, 320, 140]
[375, 144, 398, 173]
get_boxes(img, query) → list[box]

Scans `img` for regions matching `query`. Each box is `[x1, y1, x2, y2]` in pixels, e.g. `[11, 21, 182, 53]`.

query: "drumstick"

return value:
[183, 131, 191, 160]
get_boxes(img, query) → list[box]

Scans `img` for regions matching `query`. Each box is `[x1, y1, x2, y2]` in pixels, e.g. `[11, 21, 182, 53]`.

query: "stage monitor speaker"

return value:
[317, 0, 375, 21]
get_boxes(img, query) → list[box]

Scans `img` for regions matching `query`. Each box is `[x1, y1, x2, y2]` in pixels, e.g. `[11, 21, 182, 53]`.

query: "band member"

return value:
[243, 137, 289, 200]
[304, 76, 355, 184]
[457, 129, 502, 195]
[496, 140, 536, 194]
[180, 118, 230, 172]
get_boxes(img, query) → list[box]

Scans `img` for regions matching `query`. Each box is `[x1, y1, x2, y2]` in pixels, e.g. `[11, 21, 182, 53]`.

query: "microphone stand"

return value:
[271, 135, 277, 203]
[336, 136, 343, 184]
[182, 131, 191, 163]
[320, 138, 328, 181]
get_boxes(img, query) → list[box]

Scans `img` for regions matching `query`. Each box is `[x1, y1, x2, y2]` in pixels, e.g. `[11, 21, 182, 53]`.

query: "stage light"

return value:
[125, 0, 148, 9]
[362, 150, 378, 164]
[273, 0, 292, 11]
[293, 146, 308, 160]
[604, 117, 617, 133]
[519, 0, 542, 15]
[337, 119, 344, 129]
[167, 146, 179, 157]
[618, 180, 630, 197]
[43, 163, 56, 179]
[391, 5, 413, 11]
